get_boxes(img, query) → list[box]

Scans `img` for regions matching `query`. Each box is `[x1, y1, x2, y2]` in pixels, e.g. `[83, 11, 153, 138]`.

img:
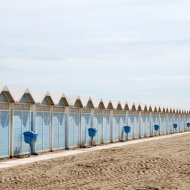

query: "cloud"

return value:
[0, 0, 190, 109]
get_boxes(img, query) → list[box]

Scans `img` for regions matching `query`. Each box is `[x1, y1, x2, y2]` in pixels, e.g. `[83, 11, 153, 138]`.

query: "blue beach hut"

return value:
[51, 93, 68, 150]
[33, 91, 54, 153]
[93, 98, 105, 145]
[67, 95, 83, 149]
[11, 88, 35, 156]
[80, 97, 94, 147]
[0, 85, 14, 158]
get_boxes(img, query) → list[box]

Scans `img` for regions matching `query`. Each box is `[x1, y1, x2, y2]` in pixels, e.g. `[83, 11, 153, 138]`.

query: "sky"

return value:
[0, 0, 190, 109]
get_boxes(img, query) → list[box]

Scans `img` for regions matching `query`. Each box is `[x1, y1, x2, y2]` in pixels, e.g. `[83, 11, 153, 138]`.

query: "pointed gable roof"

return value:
[117, 101, 123, 110]
[41, 92, 54, 105]
[123, 102, 130, 111]
[137, 104, 142, 111]
[144, 105, 148, 112]
[0, 85, 14, 103]
[67, 95, 83, 108]
[20, 88, 35, 104]
[32, 91, 54, 105]
[107, 100, 114, 110]
[112, 100, 121, 110]
[98, 98, 105, 109]
[81, 96, 94, 108]
[131, 103, 136, 111]
[58, 94, 69, 106]
[162, 107, 166, 113]
[91, 97, 105, 109]
[149, 105, 153, 112]
[153, 106, 158, 112]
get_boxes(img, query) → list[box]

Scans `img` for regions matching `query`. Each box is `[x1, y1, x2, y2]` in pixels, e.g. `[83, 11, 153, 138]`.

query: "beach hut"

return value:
[160, 107, 167, 135]
[151, 106, 160, 136]
[177, 110, 181, 133]
[80, 96, 94, 147]
[178, 110, 182, 132]
[0, 85, 14, 158]
[182, 110, 186, 132]
[121, 102, 131, 140]
[33, 91, 53, 153]
[172, 109, 178, 133]
[118, 102, 129, 141]
[181, 110, 186, 132]
[140, 104, 149, 138]
[148, 105, 154, 137]
[137, 104, 144, 138]
[168, 108, 174, 134]
[127, 103, 138, 139]
[174, 109, 180, 133]
[67, 95, 83, 148]
[102, 99, 112, 144]
[92, 98, 104, 145]
[187, 111, 190, 131]
[11, 88, 35, 156]
[165, 108, 170, 134]
[51, 93, 68, 150]
[158, 107, 163, 135]
[178, 109, 182, 133]
[184, 110, 188, 132]
[133, 103, 140, 139]
[112, 100, 123, 143]
[125, 102, 133, 140]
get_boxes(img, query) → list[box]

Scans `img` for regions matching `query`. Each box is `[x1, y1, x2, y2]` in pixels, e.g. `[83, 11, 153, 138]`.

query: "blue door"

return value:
[69, 113, 74, 147]
[151, 115, 159, 136]
[81, 113, 91, 146]
[164, 116, 168, 134]
[35, 111, 50, 152]
[0, 111, 9, 157]
[168, 115, 174, 134]
[112, 114, 120, 142]
[52, 112, 66, 149]
[133, 114, 139, 139]
[173, 116, 178, 133]
[180, 116, 184, 132]
[52, 112, 59, 149]
[43, 112, 50, 150]
[143, 114, 150, 137]
[176, 116, 180, 133]
[187, 116, 190, 131]
[35, 112, 43, 151]
[74, 113, 80, 147]
[165, 115, 169, 134]
[141, 114, 147, 138]
[160, 116, 165, 135]
[120, 114, 126, 141]
[103, 114, 111, 144]
[69, 112, 79, 148]
[94, 113, 102, 145]
[59, 113, 66, 148]
[22, 112, 30, 152]
[13, 111, 30, 155]
[127, 114, 134, 140]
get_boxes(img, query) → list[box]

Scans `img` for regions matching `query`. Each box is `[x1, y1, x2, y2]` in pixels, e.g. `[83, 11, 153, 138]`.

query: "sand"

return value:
[0, 134, 190, 190]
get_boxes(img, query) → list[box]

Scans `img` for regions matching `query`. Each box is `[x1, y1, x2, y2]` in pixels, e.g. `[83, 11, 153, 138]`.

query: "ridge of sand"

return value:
[0, 133, 190, 190]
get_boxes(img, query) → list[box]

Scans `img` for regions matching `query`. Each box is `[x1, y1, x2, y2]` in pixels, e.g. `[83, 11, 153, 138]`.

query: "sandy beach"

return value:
[0, 134, 190, 190]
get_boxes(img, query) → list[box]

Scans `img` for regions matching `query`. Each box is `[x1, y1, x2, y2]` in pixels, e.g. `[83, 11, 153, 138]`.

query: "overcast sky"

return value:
[0, 0, 190, 109]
